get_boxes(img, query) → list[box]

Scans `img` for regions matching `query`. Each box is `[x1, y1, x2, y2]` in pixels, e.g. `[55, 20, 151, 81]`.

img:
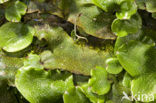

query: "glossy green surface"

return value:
[0, 0, 155, 102]
[63, 87, 90, 103]
[131, 73, 156, 102]
[15, 54, 74, 103]
[116, 1, 137, 19]
[146, 0, 156, 13]
[116, 41, 156, 76]
[5, 1, 27, 22]
[111, 14, 142, 37]
[0, 22, 34, 52]
[88, 66, 111, 95]
[81, 84, 105, 103]
[92, 0, 137, 19]
[106, 57, 123, 74]
[92, 0, 117, 12]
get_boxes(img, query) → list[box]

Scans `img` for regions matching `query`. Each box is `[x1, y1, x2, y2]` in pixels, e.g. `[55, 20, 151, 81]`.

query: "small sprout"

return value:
[81, 84, 105, 103]
[88, 66, 111, 95]
[106, 57, 123, 74]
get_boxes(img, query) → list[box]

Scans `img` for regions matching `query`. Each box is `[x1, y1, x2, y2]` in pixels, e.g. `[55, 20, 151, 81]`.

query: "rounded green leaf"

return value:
[106, 57, 123, 74]
[116, 41, 156, 76]
[136, 0, 146, 10]
[15, 58, 73, 103]
[16, 68, 74, 103]
[88, 66, 111, 95]
[24, 53, 43, 70]
[92, 0, 136, 20]
[114, 30, 154, 53]
[146, 0, 156, 13]
[63, 87, 90, 103]
[81, 84, 105, 103]
[116, 1, 137, 19]
[15, 54, 74, 103]
[92, 0, 117, 12]
[111, 14, 142, 37]
[131, 73, 156, 102]
[5, 1, 27, 22]
[0, 22, 34, 52]
[114, 30, 156, 77]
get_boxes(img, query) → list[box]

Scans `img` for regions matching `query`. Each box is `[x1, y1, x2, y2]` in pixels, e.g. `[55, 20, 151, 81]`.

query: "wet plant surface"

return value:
[0, 0, 156, 103]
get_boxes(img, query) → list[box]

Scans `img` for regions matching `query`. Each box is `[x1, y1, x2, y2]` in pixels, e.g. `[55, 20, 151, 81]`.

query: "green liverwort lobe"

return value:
[88, 66, 111, 95]
[0, 22, 34, 52]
